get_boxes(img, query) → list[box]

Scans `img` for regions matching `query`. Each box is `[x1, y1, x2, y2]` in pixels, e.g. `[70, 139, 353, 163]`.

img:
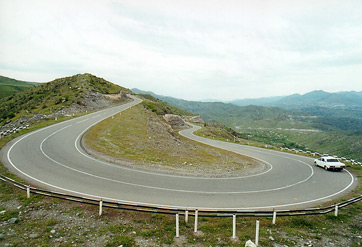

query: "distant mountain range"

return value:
[132, 88, 362, 134]
[133, 89, 362, 120]
[132, 88, 362, 160]
[228, 90, 362, 109]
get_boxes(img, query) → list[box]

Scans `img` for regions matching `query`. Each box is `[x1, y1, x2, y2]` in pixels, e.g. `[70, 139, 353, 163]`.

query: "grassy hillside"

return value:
[0, 75, 38, 98]
[0, 73, 130, 125]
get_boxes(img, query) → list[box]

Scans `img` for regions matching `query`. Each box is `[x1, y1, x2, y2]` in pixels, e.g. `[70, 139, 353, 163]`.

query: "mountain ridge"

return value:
[228, 90, 362, 109]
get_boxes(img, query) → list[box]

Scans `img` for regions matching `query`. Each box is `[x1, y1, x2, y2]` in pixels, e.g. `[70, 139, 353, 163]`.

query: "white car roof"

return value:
[321, 156, 339, 159]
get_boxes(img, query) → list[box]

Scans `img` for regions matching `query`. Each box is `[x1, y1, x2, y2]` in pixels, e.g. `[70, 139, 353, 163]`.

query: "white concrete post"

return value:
[26, 186, 30, 199]
[232, 214, 236, 239]
[194, 209, 198, 233]
[99, 200, 103, 216]
[255, 220, 260, 246]
[176, 213, 180, 238]
[272, 210, 277, 225]
[334, 205, 338, 217]
[185, 210, 189, 224]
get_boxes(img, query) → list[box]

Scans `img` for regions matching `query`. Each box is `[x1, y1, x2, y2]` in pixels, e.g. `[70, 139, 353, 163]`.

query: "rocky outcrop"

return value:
[163, 114, 186, 127]
[184, 115, 204, 123]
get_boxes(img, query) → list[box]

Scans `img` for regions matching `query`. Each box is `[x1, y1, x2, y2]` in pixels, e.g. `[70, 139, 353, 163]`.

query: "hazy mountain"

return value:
[229, 90, 362, 109]
[227, 96, 285, 106]
[272, 90, 362, 109]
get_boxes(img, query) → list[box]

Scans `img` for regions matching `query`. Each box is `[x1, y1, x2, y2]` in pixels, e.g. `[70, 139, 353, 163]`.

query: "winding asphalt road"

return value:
[0, 95, 357, 210]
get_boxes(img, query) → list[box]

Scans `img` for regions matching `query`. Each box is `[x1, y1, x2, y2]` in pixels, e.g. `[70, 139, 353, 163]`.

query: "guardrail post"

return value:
[99, 199, 103, 216]
[26, 186, 30, 199]
[194, 209, 198, 233]
[255, 220, 260, 246]
[334, 205, 338, 217]
[185, 210, 188, 224]
[232, 214, 236, 239]
[272, 210, 277, 224]
[176, 213, 180, 238]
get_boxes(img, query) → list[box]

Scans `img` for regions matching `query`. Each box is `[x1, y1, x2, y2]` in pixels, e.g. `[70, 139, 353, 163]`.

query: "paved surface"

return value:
[0, 96, 357, 210]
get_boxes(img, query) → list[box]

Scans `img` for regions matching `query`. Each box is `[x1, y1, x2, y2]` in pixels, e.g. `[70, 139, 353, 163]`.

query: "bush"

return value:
[7, 112, 15, 119]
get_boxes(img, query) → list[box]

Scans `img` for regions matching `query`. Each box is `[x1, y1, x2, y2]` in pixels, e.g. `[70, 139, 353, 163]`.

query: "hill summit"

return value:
[0, 73, 130, 134]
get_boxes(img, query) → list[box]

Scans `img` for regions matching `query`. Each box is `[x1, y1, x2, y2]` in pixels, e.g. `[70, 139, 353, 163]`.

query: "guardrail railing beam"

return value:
[0, 174, 361, 219]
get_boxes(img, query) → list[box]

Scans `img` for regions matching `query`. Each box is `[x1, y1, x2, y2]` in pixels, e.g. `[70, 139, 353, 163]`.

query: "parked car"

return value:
[314, 156, 346, 171]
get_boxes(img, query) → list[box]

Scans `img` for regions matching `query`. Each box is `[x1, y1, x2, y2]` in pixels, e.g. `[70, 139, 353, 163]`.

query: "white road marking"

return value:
[76, 119, 89, 124]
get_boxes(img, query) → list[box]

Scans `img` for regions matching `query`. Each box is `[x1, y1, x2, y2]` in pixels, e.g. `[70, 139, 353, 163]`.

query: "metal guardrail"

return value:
[1, 173, 361, 218]
[1, 173, 361, 244]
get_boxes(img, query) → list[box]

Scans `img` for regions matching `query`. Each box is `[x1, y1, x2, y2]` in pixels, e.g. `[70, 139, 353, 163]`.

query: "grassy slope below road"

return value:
[84, 103, 261, 177]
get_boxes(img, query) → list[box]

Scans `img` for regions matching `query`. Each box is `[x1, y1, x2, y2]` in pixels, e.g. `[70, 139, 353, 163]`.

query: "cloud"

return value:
[0, 0, 361, 100]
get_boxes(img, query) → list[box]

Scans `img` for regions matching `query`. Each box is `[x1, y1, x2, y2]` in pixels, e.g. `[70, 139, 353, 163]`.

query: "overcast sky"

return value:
[1, 0, 361, 101]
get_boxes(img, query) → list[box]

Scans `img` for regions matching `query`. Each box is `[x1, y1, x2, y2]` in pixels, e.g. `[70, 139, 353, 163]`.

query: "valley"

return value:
[133, 89, 362, 162]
